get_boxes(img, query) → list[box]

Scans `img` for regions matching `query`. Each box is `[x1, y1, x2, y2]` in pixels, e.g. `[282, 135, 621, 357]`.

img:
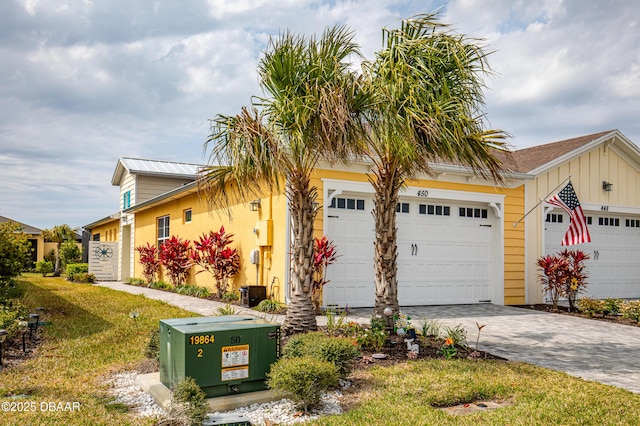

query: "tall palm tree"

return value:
[199, 26, 371, 334]
[41, 224, 77, 276]
[362, 13, 509, 315]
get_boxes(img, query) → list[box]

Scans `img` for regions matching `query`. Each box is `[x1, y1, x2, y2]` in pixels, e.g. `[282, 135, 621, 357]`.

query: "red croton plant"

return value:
[135, 242, 160, 283]
[158, 236, 192, 287]
[190, 226, 240, 298]
[537, 249, 589, 311]
[311, 236, 338, 313]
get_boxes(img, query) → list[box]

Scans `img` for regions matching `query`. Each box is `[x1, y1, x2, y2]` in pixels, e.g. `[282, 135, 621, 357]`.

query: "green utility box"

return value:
[159, 316, 281, 398]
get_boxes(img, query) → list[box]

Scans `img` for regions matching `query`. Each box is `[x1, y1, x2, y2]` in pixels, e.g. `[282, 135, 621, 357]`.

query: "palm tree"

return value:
[362, 13, 509, 315]
[199, 26, 371, 334]
[42, 224, 77, 276]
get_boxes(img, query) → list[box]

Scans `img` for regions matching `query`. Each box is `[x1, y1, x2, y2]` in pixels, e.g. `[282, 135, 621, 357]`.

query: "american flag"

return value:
[546, 181, 591, 246]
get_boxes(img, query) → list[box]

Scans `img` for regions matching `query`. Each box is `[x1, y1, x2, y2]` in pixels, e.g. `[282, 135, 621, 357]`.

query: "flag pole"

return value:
[512, 175, 572, 227]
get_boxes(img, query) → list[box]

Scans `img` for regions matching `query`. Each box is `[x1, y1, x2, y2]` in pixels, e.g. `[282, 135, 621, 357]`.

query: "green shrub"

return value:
[577, 297, 605, 317]
[282, 332, 323, 358]
[66, 263, 91, 282]
[221, 291, 240, 303]
[177, 285, 210, 298]
[44, 249, 56, 263]
[283, 332, 359, 377]
[170, 377, 208, 425]
[70, 273, 95, 283]
[35, 260, 54, 277]
[0, 299, 29, 337]
[622, 301, 640, 323]
[60, 240, 82, 269]
[144, 327, 160, 361]
[150, 281, 172, 290]
[216, 304, 237, 316]
[356, 328, 387, 352]
[255, 299, 285, 313]
[267, 356, 338, 413]
[604, 298, 623, 315]
[126, 277, 146, 286]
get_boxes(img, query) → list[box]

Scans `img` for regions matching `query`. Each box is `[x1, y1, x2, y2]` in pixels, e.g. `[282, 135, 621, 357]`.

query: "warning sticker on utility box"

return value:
[221, 344, 249, 367]
[221, 366, 249, 381]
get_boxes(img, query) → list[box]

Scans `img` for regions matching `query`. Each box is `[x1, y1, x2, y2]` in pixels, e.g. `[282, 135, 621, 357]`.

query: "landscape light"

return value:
[28, 313, 40, 339]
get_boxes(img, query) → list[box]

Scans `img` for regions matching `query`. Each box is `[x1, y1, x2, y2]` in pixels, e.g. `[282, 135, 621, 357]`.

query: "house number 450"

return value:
[417, 190, 429, 197]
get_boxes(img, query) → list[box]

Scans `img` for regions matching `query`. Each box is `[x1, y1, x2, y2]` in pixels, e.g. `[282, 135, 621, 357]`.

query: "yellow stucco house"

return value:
[0, 215, 45, 267]
[84, 129, 640, 307]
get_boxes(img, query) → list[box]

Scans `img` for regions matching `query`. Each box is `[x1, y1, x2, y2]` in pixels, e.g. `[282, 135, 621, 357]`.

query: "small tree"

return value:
[0, 222, 31, 287]
[158, 236, 192, 287]
[136, 243, 161, 283]
[190, 227, 240, 298]
[41, 224, 77, 275]
[60, 240, 82, 270]
[311, 236, 338, 313]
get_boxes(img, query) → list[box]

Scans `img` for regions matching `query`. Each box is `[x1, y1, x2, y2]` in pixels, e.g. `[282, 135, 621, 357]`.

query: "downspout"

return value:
[284, 182, 292, 304]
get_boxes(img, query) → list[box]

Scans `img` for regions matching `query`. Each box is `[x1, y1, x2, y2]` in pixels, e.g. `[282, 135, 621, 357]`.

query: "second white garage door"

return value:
[545, 210, 640, 299]
[324, 193, 497, 308]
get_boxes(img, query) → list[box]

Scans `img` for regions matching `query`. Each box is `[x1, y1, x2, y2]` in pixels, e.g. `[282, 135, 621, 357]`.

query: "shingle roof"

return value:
[507, 130, 615, 173]
[0, 215, 43, 235]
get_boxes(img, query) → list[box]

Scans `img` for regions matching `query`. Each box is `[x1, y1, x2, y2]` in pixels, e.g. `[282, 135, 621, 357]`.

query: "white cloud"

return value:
[1, 0, 639, 228]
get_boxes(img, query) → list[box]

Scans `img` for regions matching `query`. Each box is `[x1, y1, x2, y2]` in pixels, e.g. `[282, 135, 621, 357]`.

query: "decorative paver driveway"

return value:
[97, 282, 640, 394]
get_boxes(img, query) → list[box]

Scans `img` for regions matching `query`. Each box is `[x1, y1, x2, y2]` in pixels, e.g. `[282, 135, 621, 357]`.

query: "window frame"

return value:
[157, 215, 170, 247]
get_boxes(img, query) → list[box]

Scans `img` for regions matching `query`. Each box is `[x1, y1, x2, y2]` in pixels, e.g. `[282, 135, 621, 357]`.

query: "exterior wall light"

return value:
[0, 329, 7, 365]
[602, 181, 613, 191]
[249, 199, 261, 212]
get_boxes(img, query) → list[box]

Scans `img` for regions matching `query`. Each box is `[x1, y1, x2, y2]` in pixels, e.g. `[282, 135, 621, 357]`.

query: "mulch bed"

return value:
[515, 304, 640, 327]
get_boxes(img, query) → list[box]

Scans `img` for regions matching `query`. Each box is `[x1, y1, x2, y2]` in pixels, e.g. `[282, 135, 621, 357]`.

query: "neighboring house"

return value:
[88, 155, 532, 306]
[507, 130, 640, 303]
[84, 157, 204, 281]
[0, 215, 44, 266]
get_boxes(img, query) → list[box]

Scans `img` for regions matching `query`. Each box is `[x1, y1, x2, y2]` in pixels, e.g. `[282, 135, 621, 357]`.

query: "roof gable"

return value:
[508, 130, 640, 175]
[111, 157, 205, 186]
[0, 215, 43, 235]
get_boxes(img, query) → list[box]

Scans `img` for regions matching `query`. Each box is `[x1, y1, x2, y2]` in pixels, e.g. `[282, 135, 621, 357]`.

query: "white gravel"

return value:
[105, 371, 346, 425]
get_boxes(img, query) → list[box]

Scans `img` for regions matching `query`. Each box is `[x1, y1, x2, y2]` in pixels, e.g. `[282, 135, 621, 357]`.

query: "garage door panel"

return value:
[326, 195, 495, 307]
[545, 211, 640, 299]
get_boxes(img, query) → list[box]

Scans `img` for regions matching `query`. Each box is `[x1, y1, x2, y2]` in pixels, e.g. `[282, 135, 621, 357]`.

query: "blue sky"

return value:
[1, 0, 639, 230]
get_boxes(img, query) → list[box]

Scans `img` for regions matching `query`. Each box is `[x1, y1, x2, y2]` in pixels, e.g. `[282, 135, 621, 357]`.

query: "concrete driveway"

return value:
[96, 282, 640, 394]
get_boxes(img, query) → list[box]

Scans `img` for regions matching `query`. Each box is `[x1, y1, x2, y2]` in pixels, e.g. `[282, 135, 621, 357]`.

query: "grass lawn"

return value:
[2, 275, 640, 425]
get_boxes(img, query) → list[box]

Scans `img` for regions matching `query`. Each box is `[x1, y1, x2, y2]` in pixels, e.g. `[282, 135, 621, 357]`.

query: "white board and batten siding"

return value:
[88, 241, 119, 281]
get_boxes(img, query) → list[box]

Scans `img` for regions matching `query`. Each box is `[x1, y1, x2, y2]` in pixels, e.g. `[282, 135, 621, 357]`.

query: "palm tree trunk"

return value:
[371, 163, 401, 317]
[282, 173, 318, 335]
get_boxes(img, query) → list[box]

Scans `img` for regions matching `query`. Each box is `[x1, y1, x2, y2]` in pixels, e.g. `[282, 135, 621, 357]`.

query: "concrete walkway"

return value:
[96, 282, 640, 394]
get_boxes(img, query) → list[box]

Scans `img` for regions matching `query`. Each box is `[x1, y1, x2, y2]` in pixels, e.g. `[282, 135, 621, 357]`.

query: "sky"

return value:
[1, 0, 639, 230]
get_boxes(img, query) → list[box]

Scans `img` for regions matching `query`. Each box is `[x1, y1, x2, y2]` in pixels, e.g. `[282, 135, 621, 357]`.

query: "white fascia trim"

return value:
[580, 203, 640, 216]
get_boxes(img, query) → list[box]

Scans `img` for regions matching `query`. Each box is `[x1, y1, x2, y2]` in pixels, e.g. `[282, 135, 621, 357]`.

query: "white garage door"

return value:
[545, 210, 640, 299]
[324, 194, 495, 307]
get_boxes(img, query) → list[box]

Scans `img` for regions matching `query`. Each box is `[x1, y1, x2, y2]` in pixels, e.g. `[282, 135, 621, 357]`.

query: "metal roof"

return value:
[111, 157, 205, 185]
